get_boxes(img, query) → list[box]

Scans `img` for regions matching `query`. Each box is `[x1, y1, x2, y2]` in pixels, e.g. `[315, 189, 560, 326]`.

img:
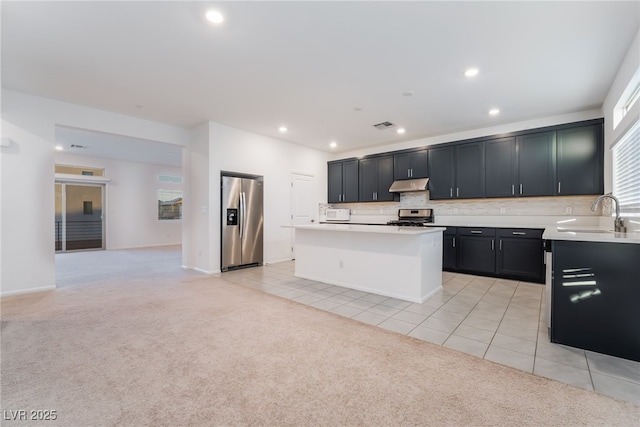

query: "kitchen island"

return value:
[292, 224, 445, 303]
[543, 226, 640, 362]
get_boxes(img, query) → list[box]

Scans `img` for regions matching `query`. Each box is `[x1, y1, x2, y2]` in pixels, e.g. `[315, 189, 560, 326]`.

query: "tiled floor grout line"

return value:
[481, 280, 519, 359]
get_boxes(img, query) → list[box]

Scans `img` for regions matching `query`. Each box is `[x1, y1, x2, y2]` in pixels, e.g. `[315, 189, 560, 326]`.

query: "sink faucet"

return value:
[591, 195, 626, 233]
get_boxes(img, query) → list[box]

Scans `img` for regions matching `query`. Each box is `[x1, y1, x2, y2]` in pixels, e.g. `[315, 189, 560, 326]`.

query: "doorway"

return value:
[290, 173, 315, 259]
[55, 182, 105, 252]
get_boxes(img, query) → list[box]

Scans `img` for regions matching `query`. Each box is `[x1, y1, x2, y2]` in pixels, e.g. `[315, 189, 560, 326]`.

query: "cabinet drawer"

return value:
[497, 228, 543, 239]
[457, 227, 495, 237]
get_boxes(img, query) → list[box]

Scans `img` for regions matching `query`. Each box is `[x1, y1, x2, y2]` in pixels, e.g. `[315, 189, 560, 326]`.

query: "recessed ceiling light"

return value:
[489, 108, 500, 115]
[206, 10, 224, 24]
[279, 126, 287, 133]
[55, 145, 64, 151]
[397, 128, 406, 134]
[329, 141, 337, 148]
[465, 68, 479, 77]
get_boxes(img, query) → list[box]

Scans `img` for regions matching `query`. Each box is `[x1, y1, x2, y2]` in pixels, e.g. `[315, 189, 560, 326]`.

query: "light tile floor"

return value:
[219, 261, 640, 405]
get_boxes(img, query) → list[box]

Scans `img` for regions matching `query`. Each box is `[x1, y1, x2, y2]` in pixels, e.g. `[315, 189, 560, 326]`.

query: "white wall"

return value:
[1, 89, 189, 296]
[331, 109, 603, 161]
[54, 152, 182, 249]
[183, 121, 329, 274]
[602, 29, 640, 193]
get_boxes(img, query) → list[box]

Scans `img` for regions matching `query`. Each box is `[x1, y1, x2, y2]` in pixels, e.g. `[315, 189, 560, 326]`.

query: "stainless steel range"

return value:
[387, 208, 434, 227]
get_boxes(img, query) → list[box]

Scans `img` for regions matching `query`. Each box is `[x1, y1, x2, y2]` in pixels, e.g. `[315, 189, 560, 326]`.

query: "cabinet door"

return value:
[327, 162, 343, 203]
[485, 137, 517, 198]
[342, 160, 359, 202]
[516, 131, 556, 197]
[497, 238, 544, 282]
[359, 158, 378, 202]
[443, 231, 457, 270]
[410, 150, 429, 178]
[393, 153, 412, 180]
[556, 124, 603, 196]
[458, 235, 495, 273]
[376, 156, 395, 201]
[428, 146, 455, 199]
[456, 142, 484, 198]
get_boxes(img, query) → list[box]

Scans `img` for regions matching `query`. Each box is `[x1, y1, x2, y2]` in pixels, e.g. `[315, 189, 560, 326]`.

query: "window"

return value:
[55, 164, 104, 177]
[158, 189, 182, 220]
[83, 201, 93, 215]
[613, 120, 640, 216]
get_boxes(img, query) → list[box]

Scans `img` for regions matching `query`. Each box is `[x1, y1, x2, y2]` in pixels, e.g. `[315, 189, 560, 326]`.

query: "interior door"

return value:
[58, 184, 104, 251]
[290, 173, 314, 259]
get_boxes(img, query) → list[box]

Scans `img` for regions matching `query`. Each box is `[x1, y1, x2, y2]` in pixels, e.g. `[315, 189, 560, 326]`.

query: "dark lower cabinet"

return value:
[551, 240, 640, 362]
[444, 226, 544, 283]
[443, 227, 457, 270]
[496, 229, 545, 282]
[457, 228, 496, 274]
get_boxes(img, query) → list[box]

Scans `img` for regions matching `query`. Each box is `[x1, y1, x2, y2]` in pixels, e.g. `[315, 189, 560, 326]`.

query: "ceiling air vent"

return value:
[373, 121, 396, 130]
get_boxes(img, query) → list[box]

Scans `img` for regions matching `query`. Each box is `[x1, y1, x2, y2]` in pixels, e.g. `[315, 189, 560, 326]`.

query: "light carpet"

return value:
[1, 256, 639, 426]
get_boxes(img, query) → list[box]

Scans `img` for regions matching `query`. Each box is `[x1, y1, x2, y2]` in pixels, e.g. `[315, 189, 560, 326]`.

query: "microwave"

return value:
[325, 208, 350, 221]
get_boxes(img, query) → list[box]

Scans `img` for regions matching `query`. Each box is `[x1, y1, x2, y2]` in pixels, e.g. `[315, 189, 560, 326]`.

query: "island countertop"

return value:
[542, 226, 640, 244]
[292, 223, 445, 235]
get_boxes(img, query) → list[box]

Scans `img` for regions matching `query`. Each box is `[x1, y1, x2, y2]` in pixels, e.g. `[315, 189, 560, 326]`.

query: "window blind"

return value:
[613, 119, 640, 214]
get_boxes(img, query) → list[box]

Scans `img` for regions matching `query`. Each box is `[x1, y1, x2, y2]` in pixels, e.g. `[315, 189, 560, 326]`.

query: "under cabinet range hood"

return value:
[388, 177, 429, 193]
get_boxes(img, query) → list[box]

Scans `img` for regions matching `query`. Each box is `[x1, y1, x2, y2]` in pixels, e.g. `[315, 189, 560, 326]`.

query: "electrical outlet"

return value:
[565, 207, 573, 214]
[453, 208, 459, 214]
[500, 207, 506, 214]
[339, 260, 344, 268]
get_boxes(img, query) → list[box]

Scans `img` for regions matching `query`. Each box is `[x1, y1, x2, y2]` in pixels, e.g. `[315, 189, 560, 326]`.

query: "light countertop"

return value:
[542, 226, 640, 245]
[293, 223, 446, 236]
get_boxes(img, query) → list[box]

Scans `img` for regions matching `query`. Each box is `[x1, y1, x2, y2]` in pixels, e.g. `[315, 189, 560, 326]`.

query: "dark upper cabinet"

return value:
[394, 149, 429, 180]
[359, 155, 395, 202]
[485, 137, 517, 198]
[516, 131, 556, 197]
[328, 159, 359, 203]
[428, 146, 455, 199]
[429, 143, 483, 199]
[556, 124, 603, 196]
[456, 142, 484, 198]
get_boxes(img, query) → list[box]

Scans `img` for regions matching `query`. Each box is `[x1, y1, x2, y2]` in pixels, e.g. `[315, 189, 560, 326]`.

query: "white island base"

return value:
[293, 224, 445, 303]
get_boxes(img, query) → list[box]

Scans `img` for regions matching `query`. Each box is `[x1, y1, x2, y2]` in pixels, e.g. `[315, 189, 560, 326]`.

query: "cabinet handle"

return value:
[499, 240, 502, 250]
[338, 194, 342, 202]
[452, 237, 456, 248]
[450, 188, 453, 198]
[512, 184, 515, 195]
[491, 239, 495, 250]
[520, 184, 523, 195]
[407, 169, 411, 178]
[512, 231, 526, 235]
[470, 230, 482, 234]
[558, 182, 561, 194]
[375, 192, 378, 200]
[456, 188, 459, 197]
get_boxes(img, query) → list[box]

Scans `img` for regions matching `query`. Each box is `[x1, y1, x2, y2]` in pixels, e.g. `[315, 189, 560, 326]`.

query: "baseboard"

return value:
[0, 285, 56, 298]
[264, 258, 294, 265]
[186, 266, 221, 275]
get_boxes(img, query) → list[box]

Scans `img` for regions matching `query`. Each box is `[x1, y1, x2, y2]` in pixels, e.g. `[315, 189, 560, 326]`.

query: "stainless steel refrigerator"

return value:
[221, 174, 264, 271]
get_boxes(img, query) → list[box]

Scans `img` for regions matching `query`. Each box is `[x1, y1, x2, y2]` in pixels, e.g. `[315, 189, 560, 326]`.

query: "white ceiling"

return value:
[2, 1, 639, 158]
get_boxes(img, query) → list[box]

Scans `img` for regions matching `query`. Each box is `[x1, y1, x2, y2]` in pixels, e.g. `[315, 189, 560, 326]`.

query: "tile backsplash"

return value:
[321, 192, 609, 218]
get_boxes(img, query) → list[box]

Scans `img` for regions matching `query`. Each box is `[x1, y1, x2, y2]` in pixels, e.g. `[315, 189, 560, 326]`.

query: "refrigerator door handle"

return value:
[239, 192, 245, 239]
